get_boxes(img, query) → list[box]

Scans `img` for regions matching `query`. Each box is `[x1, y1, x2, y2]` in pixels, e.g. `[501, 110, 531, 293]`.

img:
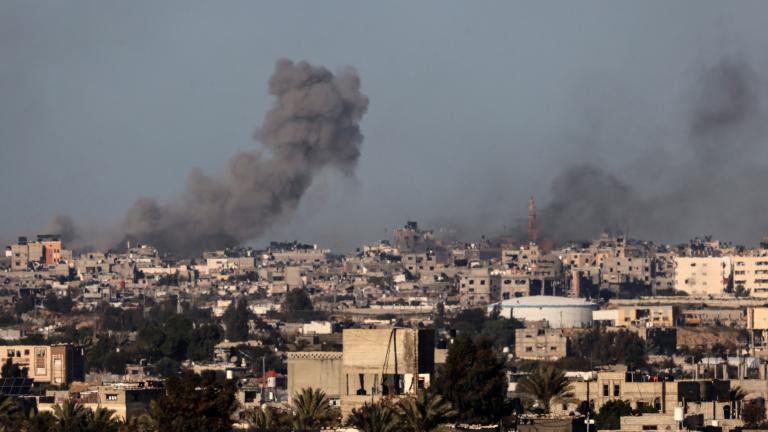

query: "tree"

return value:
[136, 324, 165, 362]
[480, 317, 523, 348]
[594, 400, 634, 430]
[21, 410, 56, 432]
[52, 399, 89, 432]
[396, 390, 457, 432]
[516, 364, 574, 413]
[14, 292, 35, 317]
[1, 359, 27, 378]
[43, 292, 73, 314]
[122, 413, 156, 432]
[246, 406, 286, 432]
[433, 302, 445, 329]
[290, 387, 339, 430]
[0, 394, 22, 430]
[225, 298, 250, 342]
[346, 402, 398, 432]
[84, 407, 120, 432]
[282, 289, 314, 322]
[188, 324, 223, 362]
[451, 309, 486, 335]
[743, 399, 766, 426]
[152, 357, 181, 377]
[431, 335, 507, 423]
[570, 329, 647, 368]
[150, 371, 237, 432]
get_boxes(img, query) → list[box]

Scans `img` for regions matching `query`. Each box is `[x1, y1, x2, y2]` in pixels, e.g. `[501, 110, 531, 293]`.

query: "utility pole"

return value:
[261, 356, 266, 403]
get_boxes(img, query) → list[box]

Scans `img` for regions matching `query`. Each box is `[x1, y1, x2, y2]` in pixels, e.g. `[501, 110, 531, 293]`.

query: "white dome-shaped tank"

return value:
[489, 295, 596, 328]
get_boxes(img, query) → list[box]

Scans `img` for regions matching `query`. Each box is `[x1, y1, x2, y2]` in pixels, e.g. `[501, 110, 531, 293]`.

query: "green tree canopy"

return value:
[150, 371, 237, 432]
[516, 364, 574, 413]
[224, 297, 250, 342]
[431, 335, 507, 423]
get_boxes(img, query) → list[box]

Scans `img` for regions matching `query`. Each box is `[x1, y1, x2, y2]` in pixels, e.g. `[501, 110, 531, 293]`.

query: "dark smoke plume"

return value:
[525, 58, 768, 245]
[50, 59, 369, 255]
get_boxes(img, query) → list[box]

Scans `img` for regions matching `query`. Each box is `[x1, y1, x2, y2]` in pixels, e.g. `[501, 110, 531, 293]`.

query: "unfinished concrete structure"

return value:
[286, 328, 435, 418]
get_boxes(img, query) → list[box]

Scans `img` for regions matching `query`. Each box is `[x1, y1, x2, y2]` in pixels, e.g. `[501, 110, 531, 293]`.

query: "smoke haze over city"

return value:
[4, 2, 768, 251]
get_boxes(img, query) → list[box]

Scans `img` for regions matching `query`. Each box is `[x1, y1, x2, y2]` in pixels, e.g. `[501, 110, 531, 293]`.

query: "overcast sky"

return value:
[3, 1, 768, 251]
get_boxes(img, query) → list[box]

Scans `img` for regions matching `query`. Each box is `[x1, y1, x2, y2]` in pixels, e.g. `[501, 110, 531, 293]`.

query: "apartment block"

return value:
[514, 323, 568, 361]
[732, 256, 768, 297]
[673, 256, 732, 297]
[0, 344, 84, 385]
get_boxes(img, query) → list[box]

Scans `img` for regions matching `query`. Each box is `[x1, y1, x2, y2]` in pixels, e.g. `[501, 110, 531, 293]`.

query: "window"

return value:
[106, 394, 118, 401]
[550, 346, 557, 351]
[613, 384, 620, 397]
[602, 385, 609, 397]
[525, 347, 533, 352]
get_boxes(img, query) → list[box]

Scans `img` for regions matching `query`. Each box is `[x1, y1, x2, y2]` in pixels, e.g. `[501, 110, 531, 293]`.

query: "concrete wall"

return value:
[286, 352, 343, 400]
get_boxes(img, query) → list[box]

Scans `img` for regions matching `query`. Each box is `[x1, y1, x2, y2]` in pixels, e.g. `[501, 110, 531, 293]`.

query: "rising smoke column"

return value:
[525, 58, 768, 245]
[115, 59, 369, 254]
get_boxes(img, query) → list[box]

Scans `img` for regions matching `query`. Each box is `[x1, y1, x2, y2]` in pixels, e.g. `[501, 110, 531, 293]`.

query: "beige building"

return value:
[673, 256, 732, 297]
[287, 328, 435, 418]
[38, 385, 162, 421]
[82, 386, 162, 421]
[748, 307, 768, 330]
[459, 268, 498, 307]
[732, 255, 768, 297]
[287, 351, 343, 402]
[0, 344, 84, 384]
[570, 366, 676, 413]
[594, 305, 677, 328]
[514, 323, 567, 361]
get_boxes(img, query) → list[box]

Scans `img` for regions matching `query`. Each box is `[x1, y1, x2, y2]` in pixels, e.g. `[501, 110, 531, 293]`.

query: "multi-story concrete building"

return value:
[287, 328, 435, 418]
[459, 268, 498, 307]
[0, 344, 84, 385]
[732, 255, 768, 297]
[673, 256, 732, 297]
[593, 305, 678, 328]
[514, 323, 568, 361]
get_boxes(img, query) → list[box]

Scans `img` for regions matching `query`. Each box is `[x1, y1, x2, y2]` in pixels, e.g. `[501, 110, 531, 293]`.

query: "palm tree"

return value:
[396, 390, 457, 432]
[728, 386, 748, 420]
[346, 401, 398, 432]
[121, 413, 156, 432]
[21, 410, 56, 432]
[290, 387, 338, 430]
[247, 405, 285, 431]
[516, 364, 574, 413]
[85, 407, 121, 432]
[52, 399, 88, 432]
[0, 394, 22, 429]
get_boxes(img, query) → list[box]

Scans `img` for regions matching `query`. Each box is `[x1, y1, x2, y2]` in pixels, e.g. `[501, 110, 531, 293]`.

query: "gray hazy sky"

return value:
[3, 1, 768, 251]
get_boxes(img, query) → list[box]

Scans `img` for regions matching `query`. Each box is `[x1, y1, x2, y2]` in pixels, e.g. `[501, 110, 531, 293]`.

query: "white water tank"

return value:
[674, 407, 684, 422]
